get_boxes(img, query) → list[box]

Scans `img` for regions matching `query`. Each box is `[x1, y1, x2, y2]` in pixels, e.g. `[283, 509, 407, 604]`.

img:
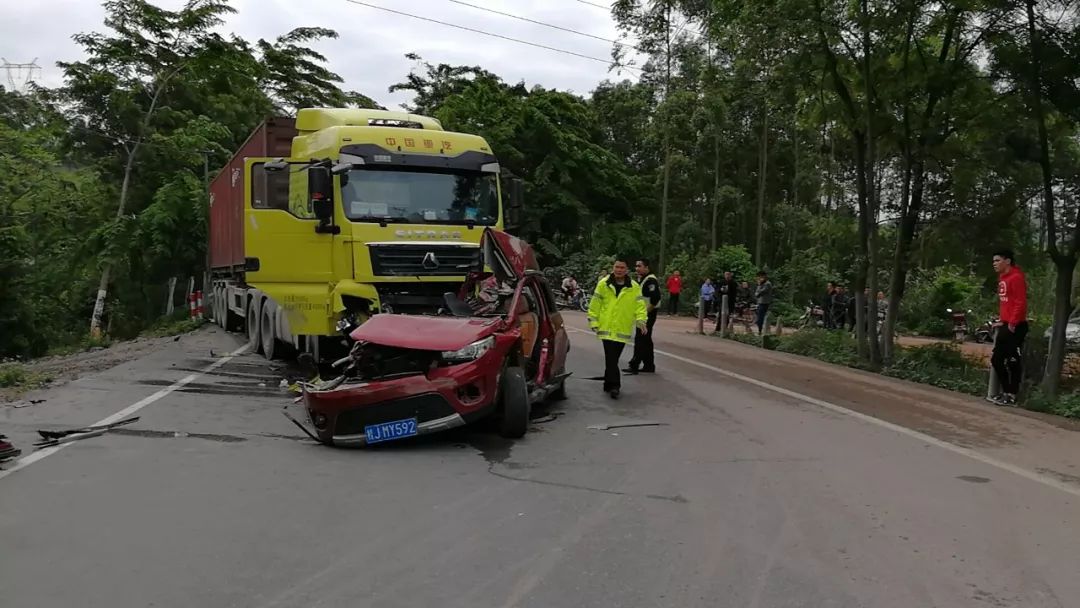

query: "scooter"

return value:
[974, 316, 998, 344]
[946, 308, 972, 343]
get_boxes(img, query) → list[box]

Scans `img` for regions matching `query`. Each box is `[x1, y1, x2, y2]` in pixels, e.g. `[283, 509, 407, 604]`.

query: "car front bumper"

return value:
[300, 361, 501, 446]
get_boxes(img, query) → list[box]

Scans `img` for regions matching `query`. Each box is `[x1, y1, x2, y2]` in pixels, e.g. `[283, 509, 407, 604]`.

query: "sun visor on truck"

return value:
[338, 144, 498, 172]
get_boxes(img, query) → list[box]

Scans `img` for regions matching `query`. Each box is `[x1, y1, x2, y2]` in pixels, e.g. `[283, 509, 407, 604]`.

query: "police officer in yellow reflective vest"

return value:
[588, 259, 648, 399]
[626, 258, 661, 374]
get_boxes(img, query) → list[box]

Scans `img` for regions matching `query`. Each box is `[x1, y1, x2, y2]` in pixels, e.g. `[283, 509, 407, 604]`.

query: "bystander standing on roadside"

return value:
[700, 278, 715, 317]
[989, 249, 1028, 406]
[716, 271, 738, 333]
[666, 271, 683, 315]
[831, 285, 848, 331]
[754, 271, 773, 335]
[823, 281, 837, 329]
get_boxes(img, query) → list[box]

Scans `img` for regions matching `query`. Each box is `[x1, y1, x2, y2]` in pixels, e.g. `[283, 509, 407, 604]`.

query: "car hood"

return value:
[349, 314, 500, 351]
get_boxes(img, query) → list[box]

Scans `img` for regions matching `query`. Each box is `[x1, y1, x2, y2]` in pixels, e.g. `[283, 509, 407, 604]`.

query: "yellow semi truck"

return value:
[208, 108, 523, 361]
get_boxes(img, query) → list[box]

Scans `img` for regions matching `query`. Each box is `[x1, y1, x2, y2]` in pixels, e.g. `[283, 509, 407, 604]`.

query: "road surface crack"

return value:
[486, 464, 688, 504]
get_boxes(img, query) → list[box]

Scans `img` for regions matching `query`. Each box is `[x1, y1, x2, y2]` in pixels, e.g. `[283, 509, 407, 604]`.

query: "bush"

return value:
[142, 316, 206, 338]
[775, 328, 858, 366]
[1025, 390, 1080, 419]
[0, 363, 52, 390]
[883, 343, 987, 396]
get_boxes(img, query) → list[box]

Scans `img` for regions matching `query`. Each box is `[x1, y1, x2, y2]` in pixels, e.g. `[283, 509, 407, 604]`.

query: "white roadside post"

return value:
[697, 298, 705, 335]
[987, 328, 1001, 400]
[720, 295, 730, 337]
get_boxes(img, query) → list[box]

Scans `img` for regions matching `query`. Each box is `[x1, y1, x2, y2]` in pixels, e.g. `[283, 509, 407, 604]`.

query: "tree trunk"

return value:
[755, 105, 769, 267]
[165, 276, 178, 316]
[89, 149, 137, 338]
[1044, 257, 1076, 394]
[860, 0, 882, 367]
[712, 134, 721, 250]
[658, 3, 673, 274]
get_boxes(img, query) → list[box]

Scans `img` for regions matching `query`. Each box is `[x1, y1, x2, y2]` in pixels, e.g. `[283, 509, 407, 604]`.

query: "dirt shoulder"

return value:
[1, 333, 201, 403]
[564, 312, 1080, 487]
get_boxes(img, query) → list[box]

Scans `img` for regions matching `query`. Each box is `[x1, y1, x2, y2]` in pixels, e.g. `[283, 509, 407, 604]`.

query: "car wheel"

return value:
[499, 366, 530, 439]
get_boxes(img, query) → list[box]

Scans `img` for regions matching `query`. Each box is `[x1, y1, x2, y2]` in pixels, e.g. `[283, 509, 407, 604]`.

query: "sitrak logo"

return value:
[422, 252, 440, 270]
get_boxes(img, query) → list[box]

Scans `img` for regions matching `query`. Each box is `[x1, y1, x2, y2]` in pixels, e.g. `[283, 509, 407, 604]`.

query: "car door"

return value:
[535, 277, 570, 379]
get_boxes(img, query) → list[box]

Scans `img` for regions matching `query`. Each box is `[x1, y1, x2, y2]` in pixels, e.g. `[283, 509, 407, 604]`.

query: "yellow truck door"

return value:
[243, 158, 334, 284]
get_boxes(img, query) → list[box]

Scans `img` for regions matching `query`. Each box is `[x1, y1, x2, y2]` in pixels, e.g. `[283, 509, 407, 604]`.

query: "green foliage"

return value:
[883, 344, 987, 396]
[142, 315, 206, 338]
[0, 363, 52, 390]
[775, 329, 859, 366]
[0, 0, 365, 358]
[899, 268, 989, 336]
[1025, 390, 1080, 419]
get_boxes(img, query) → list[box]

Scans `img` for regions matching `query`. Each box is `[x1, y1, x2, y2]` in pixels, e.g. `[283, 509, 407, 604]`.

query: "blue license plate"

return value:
[364, 418, 418, 444]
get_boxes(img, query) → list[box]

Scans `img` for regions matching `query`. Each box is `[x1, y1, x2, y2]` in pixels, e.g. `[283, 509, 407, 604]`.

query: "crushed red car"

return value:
[284, 229, 571, 446]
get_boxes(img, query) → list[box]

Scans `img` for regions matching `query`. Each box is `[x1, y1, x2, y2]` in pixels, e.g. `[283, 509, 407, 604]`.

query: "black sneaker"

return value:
[608, 389, 620, 399]
[991, 394, 1017, 407]
[621, 367, 639, 375]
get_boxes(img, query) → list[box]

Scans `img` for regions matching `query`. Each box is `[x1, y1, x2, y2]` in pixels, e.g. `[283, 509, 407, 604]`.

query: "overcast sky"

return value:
[0, 0, 642, 109]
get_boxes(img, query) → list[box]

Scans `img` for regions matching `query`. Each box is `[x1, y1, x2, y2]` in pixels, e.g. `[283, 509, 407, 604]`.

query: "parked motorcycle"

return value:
[945, 307, 972, 343]
[555, 288, 590, 312]
[797, 300, 826, 329]
[974, 316, 998, 344]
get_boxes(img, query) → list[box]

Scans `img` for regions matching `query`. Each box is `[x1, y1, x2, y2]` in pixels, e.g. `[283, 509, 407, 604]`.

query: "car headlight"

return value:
[441, 336, 495, 363]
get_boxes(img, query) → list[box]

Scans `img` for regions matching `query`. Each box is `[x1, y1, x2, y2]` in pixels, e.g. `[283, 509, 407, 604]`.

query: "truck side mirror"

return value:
[502, 176, 525, 232]
[308, 166, 339, 234]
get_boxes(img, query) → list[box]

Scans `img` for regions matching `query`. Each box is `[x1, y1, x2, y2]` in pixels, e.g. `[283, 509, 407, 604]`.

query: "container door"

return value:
[243, 158, 334, 284]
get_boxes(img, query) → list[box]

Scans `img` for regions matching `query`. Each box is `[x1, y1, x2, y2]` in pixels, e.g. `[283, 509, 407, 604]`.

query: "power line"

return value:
[342, 0, 639, 73]
[573, 0, 610, 9]
[448, 0, 636, 51]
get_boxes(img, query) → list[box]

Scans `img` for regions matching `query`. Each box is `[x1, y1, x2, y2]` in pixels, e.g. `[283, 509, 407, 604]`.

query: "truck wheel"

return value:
[261, 302, 278, 360]
[499, 366, 530, 439]
[214, 286, 226, 328]
[246, 298, 262, 354]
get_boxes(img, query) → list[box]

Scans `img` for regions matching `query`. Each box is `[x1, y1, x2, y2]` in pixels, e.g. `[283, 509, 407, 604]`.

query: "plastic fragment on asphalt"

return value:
[587, 421, 666, 431]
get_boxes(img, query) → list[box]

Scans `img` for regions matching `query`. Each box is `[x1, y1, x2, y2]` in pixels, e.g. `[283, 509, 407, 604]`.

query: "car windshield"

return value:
[342, 167, 499, 225]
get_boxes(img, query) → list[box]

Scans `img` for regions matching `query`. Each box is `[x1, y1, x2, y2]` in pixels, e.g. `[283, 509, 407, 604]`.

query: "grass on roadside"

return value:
[0, 363, 53, 390]
[717, 327, 1080, 417]
[141, 315, 206, 338]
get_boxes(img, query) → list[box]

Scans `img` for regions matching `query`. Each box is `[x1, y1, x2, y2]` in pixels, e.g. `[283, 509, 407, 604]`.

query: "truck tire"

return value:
[261, 301, 279, 360]
[246, 297, 262, 354]
[214, 286, 226, 329]
[499, 366, 530, 439]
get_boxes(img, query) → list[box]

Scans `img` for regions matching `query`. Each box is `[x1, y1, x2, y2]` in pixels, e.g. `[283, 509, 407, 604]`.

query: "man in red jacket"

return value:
[666, 271, 683, 315]
[990, 249, 1028, 406]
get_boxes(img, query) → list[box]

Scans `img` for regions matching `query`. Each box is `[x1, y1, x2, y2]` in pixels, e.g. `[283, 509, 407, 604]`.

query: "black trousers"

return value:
[668, 293, 680, 314]
[602, 340, 626, 391]
[715, 303, 736, 332]
[629, 311, 658, 372]
[992, 322, 1028, 395]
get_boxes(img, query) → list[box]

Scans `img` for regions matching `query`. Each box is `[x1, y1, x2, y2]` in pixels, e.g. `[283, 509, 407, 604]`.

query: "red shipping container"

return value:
[209, 117, 296, 270]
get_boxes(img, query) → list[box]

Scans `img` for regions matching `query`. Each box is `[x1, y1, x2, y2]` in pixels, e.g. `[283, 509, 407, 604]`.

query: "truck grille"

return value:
[369, 244, 480, 277]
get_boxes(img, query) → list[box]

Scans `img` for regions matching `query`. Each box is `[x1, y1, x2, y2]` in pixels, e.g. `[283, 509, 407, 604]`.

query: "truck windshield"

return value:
[342, 167, 500, 225]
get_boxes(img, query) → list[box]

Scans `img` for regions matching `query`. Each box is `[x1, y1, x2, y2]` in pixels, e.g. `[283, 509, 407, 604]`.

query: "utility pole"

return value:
[1, 58, 41, 94]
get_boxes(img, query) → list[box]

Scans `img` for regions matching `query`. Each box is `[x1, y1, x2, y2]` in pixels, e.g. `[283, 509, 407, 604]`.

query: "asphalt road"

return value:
[2, 322, 1079, 607]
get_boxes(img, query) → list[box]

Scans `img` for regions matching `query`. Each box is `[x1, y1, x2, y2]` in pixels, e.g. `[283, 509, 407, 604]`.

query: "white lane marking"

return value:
[0, 345, 249, 481]
[567, 327, 1080, 499]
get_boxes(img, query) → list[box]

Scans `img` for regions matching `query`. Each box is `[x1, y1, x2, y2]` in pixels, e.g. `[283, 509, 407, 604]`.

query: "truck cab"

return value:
[209, 108, 524, 361]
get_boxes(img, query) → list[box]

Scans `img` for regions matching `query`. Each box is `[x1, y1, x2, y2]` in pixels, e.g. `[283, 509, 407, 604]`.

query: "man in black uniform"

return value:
[625, 258, 661, 374]
[714, 271, 739, 333]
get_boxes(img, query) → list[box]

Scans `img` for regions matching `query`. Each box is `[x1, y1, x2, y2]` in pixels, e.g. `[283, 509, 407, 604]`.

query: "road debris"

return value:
[531, 411, 565, 424]
[587, 421, 667, 431]
[32, 416, 140, 448]
[12, 399, 46, 409]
